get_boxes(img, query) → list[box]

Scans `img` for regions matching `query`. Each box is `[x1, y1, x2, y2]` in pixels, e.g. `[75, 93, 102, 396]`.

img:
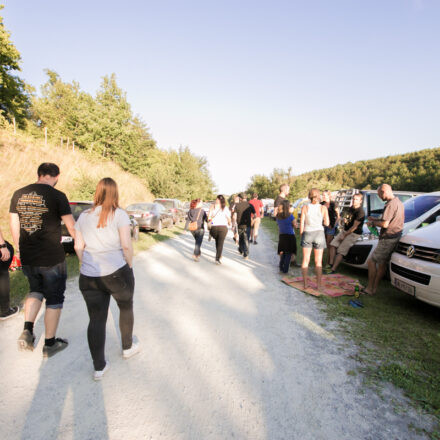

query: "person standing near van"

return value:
[300, 188, 329, 291]
[273, 184, 290, 217]
[363, 184, 404, 295]
[10, 163, 75, 356]
[208, 195, 231, 264]
[249, 193, 264, 244]
[321, 190, 339, 250]
[185, 199, 208, 261]
[74, 178, 138, 380]
[276, 200, 297, 273]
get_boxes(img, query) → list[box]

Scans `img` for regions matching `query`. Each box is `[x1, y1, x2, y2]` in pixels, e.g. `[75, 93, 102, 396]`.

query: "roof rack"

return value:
[334, 189, 361, 212]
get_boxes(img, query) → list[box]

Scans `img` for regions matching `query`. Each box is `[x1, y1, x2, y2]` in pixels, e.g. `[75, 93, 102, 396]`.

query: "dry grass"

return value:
[0, 129, 153, 238]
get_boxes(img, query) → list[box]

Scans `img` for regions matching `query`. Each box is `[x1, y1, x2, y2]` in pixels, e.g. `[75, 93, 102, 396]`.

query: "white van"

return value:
[344, 192, 440, 269]
[390, 220, 440, 308]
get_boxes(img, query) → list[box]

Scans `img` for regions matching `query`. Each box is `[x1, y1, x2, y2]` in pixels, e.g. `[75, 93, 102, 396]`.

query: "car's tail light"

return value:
[142, 213, 152, 218]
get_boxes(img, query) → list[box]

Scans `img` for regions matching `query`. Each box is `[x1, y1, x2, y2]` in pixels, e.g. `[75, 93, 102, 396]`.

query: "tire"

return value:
[155, 220, 162, 233]
[132, 225, 139, 241]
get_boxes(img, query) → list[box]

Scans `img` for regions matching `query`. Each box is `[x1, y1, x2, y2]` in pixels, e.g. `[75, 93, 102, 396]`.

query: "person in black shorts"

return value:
[10, 163, 76, 357]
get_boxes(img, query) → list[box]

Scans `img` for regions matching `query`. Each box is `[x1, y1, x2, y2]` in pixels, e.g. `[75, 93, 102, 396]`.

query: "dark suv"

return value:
[61, 201, 139, 253]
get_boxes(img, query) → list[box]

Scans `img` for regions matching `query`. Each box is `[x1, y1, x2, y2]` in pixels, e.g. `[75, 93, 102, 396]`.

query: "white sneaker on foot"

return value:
[123, 341, 140, 359]
[94, 362, 110, 381]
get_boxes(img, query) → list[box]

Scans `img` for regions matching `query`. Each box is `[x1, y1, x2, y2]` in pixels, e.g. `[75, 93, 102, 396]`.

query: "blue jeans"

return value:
[238, 225, 251, 257]
[279, 253, 292, 273]
[191, 228, 205, 256]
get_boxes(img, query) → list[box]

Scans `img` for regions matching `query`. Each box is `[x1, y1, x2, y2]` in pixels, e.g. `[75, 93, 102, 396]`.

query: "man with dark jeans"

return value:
[234, 193, 255, 259]
[0, 227, 19, 320]
[9, 163, 75, 357]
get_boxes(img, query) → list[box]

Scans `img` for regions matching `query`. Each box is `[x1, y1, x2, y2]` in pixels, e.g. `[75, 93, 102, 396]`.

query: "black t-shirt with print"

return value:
[344, 206, 365, 235]
[10, 183, 71, 266]
[235, 201, 256, 226]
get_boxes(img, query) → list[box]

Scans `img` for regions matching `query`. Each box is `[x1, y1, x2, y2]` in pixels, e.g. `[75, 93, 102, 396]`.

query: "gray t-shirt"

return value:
[380, 197, 404, 239]
[75, 206, 131, 276]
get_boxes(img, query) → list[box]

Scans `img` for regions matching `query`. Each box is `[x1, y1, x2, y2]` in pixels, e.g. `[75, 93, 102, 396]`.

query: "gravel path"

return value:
[0, 228, 434, 439]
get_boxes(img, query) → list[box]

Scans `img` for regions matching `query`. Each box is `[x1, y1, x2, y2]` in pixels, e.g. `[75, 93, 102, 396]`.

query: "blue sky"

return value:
[3, 0, 440, 194]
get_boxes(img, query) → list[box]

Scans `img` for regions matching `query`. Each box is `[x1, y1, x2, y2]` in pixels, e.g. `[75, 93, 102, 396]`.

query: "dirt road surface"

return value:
[0, 229, 434, 439]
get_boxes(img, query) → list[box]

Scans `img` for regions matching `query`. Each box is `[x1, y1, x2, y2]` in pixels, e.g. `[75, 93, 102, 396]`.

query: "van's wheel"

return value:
[155, 221, 162, 233]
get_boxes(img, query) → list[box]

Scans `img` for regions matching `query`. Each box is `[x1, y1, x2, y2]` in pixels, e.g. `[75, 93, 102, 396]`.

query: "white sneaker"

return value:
[123, 341, 140, 359]
[93, 362, 110, 381]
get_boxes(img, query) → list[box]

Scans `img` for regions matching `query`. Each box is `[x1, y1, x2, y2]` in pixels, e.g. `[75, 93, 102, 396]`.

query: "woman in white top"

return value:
[208, 195, 231, 264]
[300, 188, 329, 291]
[74, 178, 139, 380]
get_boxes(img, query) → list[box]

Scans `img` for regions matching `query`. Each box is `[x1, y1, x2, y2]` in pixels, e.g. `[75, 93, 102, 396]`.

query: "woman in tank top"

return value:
[208, 195, 231, 264]
[300, 188, 329, 291]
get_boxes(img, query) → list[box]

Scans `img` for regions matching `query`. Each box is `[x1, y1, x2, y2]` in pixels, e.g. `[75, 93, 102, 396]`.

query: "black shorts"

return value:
[278, 234, 297, 255]
[22, 261, 67, 309]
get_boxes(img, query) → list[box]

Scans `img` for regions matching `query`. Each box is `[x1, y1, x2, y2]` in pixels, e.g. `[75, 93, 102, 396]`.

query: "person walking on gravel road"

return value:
[10, 163, 76, 357]
[249, 193, 264, 245]
[208, 195, 231, 265]
[185, 199, 208, 261]
[0, 227, 19, 320]
[74, 178, 139, 380]
[234, 193, 256, 260]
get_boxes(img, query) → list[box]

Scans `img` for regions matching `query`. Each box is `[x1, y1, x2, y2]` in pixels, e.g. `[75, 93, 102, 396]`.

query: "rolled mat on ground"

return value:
[282, 274, 359, 297]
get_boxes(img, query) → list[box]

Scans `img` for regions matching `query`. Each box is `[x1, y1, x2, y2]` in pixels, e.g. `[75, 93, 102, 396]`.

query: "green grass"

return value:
[9, 222, 184, 307]
[262, 216, 440, 438]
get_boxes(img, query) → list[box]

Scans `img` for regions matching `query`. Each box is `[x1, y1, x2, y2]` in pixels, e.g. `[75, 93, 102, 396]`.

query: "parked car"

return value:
[61, 201, 139, 253]
[154, 198, 185, 223]
[126, 203, 174, 233]
[390, 220, 440, 308]
[343, 192, 440, 269]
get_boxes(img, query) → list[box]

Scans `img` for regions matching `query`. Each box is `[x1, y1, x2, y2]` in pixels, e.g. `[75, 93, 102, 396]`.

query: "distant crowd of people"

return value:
[272, 183, 404, 294]
[0, 162, 404, 381]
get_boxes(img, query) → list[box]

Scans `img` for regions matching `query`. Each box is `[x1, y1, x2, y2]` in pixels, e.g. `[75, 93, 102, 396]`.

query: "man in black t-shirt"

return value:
[326, 193, 365, 273]
[10, 163, 75, 357]
[233, 193, 255, 259]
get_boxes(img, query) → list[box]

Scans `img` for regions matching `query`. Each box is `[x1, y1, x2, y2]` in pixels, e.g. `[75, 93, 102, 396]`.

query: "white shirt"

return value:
[210, 207, 231, 226]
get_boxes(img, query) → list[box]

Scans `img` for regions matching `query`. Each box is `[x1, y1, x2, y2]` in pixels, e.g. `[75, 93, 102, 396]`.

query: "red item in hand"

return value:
[9, 255, 22, 271]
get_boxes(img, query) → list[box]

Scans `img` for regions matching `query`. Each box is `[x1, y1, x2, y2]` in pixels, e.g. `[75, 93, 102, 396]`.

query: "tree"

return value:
[0, 5, 31, 127]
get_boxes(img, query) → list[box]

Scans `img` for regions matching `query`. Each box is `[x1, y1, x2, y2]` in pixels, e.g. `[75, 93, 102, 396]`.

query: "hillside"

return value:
[0, 129, 153, 236]
[247, 147, 440, 199]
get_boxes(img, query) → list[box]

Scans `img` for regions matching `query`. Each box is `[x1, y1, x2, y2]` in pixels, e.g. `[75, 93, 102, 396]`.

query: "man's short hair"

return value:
[279, 183, 289, 192]
[253, 193, 258, 199]
[353, 193, 363, 201]
[238, 192, 246, 200]
[38, 163, 60, 177]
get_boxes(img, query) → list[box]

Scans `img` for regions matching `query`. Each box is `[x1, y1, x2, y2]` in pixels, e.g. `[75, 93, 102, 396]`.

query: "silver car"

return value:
[126, 203, 174, 233]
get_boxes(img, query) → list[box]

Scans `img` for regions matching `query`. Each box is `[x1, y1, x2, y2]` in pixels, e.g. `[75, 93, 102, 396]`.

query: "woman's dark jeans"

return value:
[210, 225, 228, 261]
[279, 253, 292, 273]
[79, 264, 135, 371]
[191, 228, 205, 256]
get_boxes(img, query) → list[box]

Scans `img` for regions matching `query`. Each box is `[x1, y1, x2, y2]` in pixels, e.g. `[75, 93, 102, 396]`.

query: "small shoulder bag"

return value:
[189, 209, 202, 231]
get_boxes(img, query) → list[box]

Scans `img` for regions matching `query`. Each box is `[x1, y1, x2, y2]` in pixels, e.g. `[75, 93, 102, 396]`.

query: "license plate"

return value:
[61, 236, 73, 243]
[394, 278, 415, 296]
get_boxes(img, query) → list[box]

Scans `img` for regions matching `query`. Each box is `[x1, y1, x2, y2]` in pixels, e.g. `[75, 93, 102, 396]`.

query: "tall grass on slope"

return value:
[0, 129, 153, 236]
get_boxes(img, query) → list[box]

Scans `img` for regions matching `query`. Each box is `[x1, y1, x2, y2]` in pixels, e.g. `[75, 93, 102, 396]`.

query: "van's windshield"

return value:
[404, 195, 440, 223]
